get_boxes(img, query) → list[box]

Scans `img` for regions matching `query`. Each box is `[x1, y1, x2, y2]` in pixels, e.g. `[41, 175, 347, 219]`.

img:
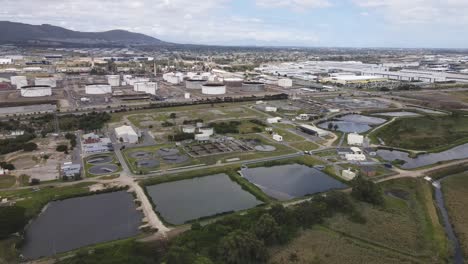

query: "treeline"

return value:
[29, 112, 111, 133]
[168, 133, 194, 142]
[0, 133, 37, 155]
[210, 121, 241, 134]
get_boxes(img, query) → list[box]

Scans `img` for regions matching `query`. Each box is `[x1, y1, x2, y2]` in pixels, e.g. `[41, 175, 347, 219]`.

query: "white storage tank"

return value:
[35, 77, 57, 88]
[199, 127, 214, 136]
[185, 79, 207, 89]
[85, 83, 112, 95]
[134, 82, 157, 95]
[242, 81, 265, 92]
[278, 78, 293, 88]
[20, 85, 52, 97]
[201, 83, 226, 95]
[10, 76, 28, 89]
[106, 75, 121, 87]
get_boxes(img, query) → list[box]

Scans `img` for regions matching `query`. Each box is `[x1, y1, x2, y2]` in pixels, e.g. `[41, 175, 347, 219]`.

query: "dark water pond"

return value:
[377, 144, 468, 169]
[241, 164, 347, 201]
[22, 191, 142, 259]
[319, 114, 386, 133]
[146, 174, 262, 225]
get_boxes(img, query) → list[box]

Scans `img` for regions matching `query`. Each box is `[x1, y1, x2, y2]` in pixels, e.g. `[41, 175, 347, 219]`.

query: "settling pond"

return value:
[319, 114, 386, 133]
[377, 143, 468, 169]
[21, 191, 142, 259]
[241, 164, 347, 201]
[373, 111, 421, 117]
[146, 174, 262, 225]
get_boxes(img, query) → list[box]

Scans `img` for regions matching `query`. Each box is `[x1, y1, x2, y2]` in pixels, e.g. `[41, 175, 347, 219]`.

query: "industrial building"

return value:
[201, 83, 226, 95]
[10, 76, 28, 89]
[272, 134, 283, 142]
[323, 75, 388, 85]
[20, 85, 52, 97]
[298, 124, 329, 137]
[85, 83, 112, 95]
[35, 77, 57, 88]
[163, 72, 183, 84]
[115, 125, 139, 144]
[106, 75, 120, 87]
[278, 78, 293, 88]
[241, 81, 265, 92]
[61, 162, 82, 180]
[134, 82, 157, 95]
[347, 133, 364, 146]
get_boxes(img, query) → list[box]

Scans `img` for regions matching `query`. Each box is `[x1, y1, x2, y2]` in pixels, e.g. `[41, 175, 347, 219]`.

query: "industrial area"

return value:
[2, 45, 468, 264]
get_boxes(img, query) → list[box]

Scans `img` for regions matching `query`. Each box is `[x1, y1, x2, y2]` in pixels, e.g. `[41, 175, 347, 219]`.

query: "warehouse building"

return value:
[298, 124, 330, 137]
[115, 125, 139, 144]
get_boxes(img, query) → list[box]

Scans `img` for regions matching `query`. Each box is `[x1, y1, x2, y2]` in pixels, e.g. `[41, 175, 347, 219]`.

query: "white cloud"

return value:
[0, 0, 321, 45]
[256, 0, 332, 10]
[353, 0, 468, 25]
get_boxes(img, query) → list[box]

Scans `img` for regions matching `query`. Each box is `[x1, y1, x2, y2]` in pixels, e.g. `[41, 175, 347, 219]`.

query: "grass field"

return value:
[270, 128, 305, 142]
[446, 91, 468, 103]
[270, 178, 449, 263]
[0, 175, 15, 189]
[442, 171, 468, 258]
[372, 115, 468, 151]
[289, 141, 320, 151]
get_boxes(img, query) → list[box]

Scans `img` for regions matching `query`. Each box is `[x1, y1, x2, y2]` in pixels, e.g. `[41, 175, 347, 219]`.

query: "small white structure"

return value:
[35, 77, 57, 88]
[265, 127, 273, 132]
[265, 106, 278, 112]
[115, 125, 138, 144]
[296, 114, 309, 121]
[198, 127, 214, 136]
[163, 73, 183, 84]
[134, 82, 157, 95]
[350, 147, 363, 154]
[0, 58, 12, 65]
[85, 83, 112, 95]
[182, 125, 196, 134]
[184, 93, 191, 99]
[347, 133, 364, 146]
[106, 75, 120, 87]
[278, 78, 293, 88]
[267, 117, 282, 124]
[342, 169, 357, 181]
[195, 133, 210, 141]
[272, 134, 283, 142]
[10, 76, 28, 89]
[21, 85, 52, 97]
[345, 154, 366, 161]
[0, 168, 10, 175]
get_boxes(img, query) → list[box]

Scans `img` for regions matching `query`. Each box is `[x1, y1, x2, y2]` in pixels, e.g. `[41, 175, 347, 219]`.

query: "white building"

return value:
[267, 117, 282, 124]
[115, 125, 138, 144]
[107, 75, 121, 87]
[296, 114, 309, 121]
[278, 78, 293, 88]
[350, 147, 363, 154]
[0, 58, 13, 65]
[265, 106, 278, 112]
[347, 133, 364, 146]
[272, 134, 283, 142]
[182, 125, 196, 134]
[342, 169, 357, 181]
[345, 154, 366, 161]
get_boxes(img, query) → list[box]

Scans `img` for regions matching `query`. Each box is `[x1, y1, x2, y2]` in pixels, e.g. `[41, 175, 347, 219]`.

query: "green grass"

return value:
[372, 115, 468, 151]
[270, 128, 305, 142]
[442, 171, 468, 258]
[0, 237, 20, 264]
[0, 175, 15, 189]
[289, 141, 320, 151]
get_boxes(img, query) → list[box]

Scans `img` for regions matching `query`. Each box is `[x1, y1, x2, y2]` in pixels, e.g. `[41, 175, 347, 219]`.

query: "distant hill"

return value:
[0, 21, 170, 46]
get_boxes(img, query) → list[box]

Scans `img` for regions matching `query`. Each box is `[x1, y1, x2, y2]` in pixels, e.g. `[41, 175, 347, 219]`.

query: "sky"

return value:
[1, 0, 467, 48]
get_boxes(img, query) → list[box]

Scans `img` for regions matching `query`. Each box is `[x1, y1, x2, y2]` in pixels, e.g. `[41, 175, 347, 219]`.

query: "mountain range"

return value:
[0, 21, 170, 46]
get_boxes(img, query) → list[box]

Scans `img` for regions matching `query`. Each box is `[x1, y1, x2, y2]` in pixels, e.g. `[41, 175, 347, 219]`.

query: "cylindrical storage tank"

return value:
[201, 83, 226, 95]
[241, 81, 265, 92]
[35, 77, 57, 88]
[106, 75, 120, 87]
[85, 83, 112, 95]
[185, 79, 207, 89]
[134, 82, 158, 95]
[11, 76, 28, 89]
[278, 78, 293, 88]
[199, 127, 214, 136]
[224, 78, 244, 89]
[20, 85, 52, 97]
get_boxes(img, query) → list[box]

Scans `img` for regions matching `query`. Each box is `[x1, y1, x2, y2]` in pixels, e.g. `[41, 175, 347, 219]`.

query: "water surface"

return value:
[22, 191, 142, 259]
[319, 114, 386, 133]
[242, 164, 347, 201]
[146, 174, 262, 225]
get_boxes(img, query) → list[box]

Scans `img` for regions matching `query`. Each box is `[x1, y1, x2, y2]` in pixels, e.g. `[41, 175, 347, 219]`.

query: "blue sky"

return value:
[1, 0, 467, 48]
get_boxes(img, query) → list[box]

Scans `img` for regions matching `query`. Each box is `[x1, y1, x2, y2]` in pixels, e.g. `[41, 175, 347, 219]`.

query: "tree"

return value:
[166, 246, 195, 264]
[30, 178, 40, 185]
[351, 176, 384, 205]
[253, 214, 281, 246]
[169, 113, 177, 119]
[333, 124, 339, 131]
[56, 145, 68, 152]
[23, 142, 38, 152]
[328, 122, 333, 130]
[217, 230, 267, 264]
[0, 206, 27, 239]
